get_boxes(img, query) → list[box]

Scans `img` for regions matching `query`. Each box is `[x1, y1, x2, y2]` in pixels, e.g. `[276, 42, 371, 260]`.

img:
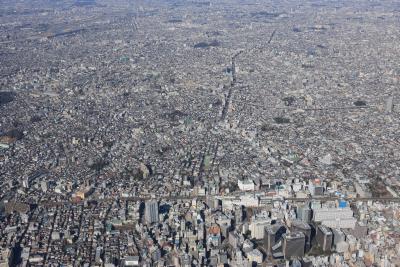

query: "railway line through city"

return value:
[36, 194, 400, 208]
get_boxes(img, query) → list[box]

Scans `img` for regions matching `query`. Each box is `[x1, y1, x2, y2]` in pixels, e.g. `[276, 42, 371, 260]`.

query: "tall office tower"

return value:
[331, 228, 348, 253]
[301, 257, 314, 267]
[22, 177, 29, 188]
[41, 181, 48, 193]
[316, 225, 333, 252]
[385, 96, 394, 113]
[332, 228, 346, 245]
[292, 259, 302, 267]
[290, 220, 312, 251]
[297, 204, 312, 223]
[145, 200, 159, 225]
[282, 232, 305, 260]
[228, 231, 243, 249]
[264, 224, 286, 254]
[235, 205, 243, 225]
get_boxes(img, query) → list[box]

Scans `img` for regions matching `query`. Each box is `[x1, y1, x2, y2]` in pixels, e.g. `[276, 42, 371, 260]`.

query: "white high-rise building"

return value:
[238, 179, 255, 191]
[385, 96, 394, 113]
[145, 200, 159, 225]
[41, 181, 48, 192]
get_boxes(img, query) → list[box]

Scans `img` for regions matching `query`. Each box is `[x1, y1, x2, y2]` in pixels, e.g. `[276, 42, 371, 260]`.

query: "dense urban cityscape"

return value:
[1, 0, 400, 266]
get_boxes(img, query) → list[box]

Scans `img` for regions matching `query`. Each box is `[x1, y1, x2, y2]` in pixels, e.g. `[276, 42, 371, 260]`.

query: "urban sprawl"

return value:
[1, 0, 400, 266]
